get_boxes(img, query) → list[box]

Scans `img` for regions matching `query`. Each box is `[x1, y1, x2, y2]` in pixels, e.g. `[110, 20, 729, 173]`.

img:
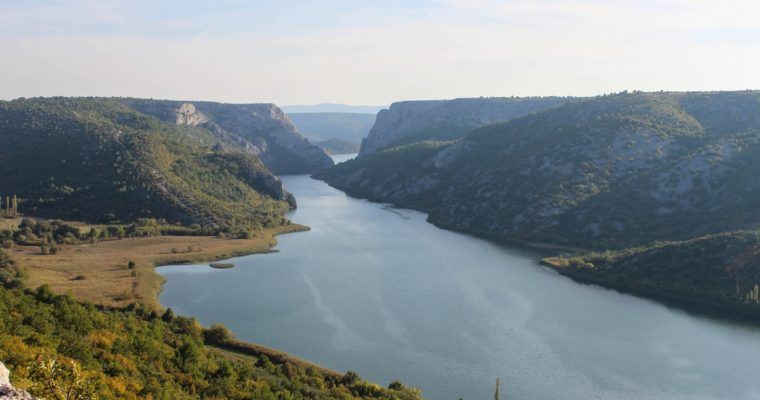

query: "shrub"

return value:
[203, 323, 235, 344]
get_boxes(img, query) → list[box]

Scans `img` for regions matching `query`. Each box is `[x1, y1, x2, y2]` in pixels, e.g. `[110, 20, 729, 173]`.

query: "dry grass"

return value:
[10, 224, 309, 310]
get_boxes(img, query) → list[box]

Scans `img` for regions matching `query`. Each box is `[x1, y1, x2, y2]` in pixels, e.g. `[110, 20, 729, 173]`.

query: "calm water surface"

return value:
[159, 155, 760, 400]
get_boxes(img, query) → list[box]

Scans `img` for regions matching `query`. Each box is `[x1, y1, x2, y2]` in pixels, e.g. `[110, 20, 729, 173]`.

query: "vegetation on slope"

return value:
[0, 264, 422, 399]
[358, 96, 575, 156]
[320, 91, 760, 249]
[0, 97, 294, 230]
[126, 99, 334, 175]
[545, 231, 760, 317]
[317, 90, 760, 317]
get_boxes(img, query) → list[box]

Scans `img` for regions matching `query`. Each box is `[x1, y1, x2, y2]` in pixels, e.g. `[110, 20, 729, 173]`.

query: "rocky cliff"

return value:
[0, 363, 33, 400]
[127, 99, 334, 175]
[358, 97, 573, 156]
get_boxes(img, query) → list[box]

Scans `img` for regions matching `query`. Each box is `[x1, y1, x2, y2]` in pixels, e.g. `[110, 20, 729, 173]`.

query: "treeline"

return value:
[552, 230, 760, 315]
[0, 251, 422, 400]
[0, 194, 19, 218]
[0, 217, 283, 253]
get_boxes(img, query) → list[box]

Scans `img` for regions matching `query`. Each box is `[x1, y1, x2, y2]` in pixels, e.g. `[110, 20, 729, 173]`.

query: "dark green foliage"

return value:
[0, 285, 422, 399]
[561, 231, 760, 314]
[319, 91, 760, 249]
[203, 323, 235, 344]
[0, 97, 294, 230]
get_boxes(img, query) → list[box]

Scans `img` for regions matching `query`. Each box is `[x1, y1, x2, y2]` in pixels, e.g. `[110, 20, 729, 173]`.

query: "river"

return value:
[158, 154, 760, 400]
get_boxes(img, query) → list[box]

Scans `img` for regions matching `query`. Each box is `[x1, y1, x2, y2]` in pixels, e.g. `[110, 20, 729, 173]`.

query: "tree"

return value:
[203, 323, 234, 344]
[28, 355, 95, 400]
[161, 307, 175, 322]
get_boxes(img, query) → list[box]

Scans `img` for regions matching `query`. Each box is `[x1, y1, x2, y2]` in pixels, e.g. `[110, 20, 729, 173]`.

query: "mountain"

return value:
[281, 103, 387, 114]
[545, 230, 760, 317]
[287, 112, 376, 155]
[0, 97, 298, 228]
[358, 97, 575, 156]
[125, 99, 334, 175]
[317, 91, 760, 250]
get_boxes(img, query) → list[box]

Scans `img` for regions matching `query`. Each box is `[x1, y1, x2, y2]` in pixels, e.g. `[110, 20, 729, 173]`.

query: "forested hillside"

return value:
[0, 97, 295, 229]
[358, 97, 574, 156]
[320, 91, 760, 249]
[317, 90, 760, 317]
[545, 231, 760, 316]
[126, 99, 333, 174]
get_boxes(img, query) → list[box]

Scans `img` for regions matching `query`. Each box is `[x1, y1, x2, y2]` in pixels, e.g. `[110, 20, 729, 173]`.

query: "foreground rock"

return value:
[0, 363, 34, 400]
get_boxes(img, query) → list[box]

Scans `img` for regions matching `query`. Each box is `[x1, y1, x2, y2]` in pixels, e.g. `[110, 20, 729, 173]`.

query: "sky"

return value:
[1, 0, 759, 105]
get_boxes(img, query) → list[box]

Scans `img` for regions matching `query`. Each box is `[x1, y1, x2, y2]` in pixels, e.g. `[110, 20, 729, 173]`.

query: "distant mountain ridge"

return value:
[281, 103, 386, 114]
[287, 112, 376, 155]
[358, 97, 576, 156]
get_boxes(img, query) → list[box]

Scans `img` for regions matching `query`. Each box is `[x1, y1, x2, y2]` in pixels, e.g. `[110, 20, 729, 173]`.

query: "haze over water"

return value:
[159, 155, 760, 400]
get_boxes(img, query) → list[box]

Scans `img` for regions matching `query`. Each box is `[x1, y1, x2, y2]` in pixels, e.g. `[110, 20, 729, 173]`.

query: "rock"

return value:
[0, 362, 35, 400]
[174, 103, 209, 126]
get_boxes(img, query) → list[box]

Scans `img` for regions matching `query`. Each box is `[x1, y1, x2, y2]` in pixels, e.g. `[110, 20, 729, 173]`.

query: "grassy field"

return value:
[9, 224, 309, 310]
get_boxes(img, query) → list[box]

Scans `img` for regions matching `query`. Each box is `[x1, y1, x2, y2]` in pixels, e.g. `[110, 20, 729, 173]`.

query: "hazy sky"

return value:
[2, 0, 759, 105]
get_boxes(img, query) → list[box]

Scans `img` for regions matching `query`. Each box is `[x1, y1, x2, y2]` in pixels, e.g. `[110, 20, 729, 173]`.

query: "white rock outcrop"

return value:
[0, 362, 34, 400]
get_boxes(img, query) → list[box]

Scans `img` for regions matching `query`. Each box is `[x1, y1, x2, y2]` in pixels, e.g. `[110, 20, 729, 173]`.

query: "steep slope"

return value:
[288, 112, 376, 154]
[126, 99, 334, 174]
[545, 231, 760, 317]
[0, 97, 294, 228]
[358, 97, 574, 156]
[318, 91, 760, 250]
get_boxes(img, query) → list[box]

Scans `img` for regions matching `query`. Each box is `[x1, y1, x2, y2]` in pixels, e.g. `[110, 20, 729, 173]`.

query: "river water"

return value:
[159, 155, 760, 400]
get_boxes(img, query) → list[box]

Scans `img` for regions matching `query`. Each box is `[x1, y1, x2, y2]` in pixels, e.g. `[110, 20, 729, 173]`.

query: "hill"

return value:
[124, 99, 334, 175]
[318, 91, 760, 250]
[544, 231, 760, 317]
[287, 112, 376, 154]
[0, 97, 298, 229]
[358, 97, 575, 156]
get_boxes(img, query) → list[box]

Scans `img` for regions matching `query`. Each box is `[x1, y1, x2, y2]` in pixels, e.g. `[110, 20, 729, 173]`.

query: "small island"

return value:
[210, 262, 235, 269]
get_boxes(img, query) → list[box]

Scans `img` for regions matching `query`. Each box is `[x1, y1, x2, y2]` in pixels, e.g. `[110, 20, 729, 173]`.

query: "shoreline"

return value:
[540, 258, 760, 325]
[13, 223, 310, 310]
[147, 224, 311, 309]
[318, 177, 760, 325]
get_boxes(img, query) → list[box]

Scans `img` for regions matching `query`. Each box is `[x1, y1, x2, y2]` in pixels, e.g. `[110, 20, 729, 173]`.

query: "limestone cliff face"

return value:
[0, 363, 34, 400]
[174, 103, 209, 126]
[128, 100, 334, 175]
[358, 97, 573, 156]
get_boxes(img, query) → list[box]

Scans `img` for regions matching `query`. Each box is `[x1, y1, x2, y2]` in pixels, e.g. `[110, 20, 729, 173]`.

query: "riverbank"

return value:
[541, 257, 760, 324]
[11, 224, 309, 310]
